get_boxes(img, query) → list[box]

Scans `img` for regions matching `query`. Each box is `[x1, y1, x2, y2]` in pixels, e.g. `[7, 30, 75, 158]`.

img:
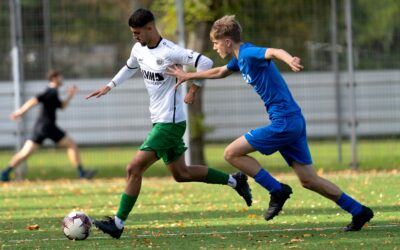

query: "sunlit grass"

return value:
[0, 172, 399, 249]
[0, 139, 399, 180]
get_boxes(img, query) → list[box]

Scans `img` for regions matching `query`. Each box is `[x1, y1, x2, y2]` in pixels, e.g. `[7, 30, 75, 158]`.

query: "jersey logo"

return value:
[188, 51, 194, 59]
[242, 73, 252, 83]
[156, 58, 164, 65]
[141, 69, 165, 82]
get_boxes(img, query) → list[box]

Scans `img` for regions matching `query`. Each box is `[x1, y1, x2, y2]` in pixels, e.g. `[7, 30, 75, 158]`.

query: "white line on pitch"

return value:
[3, 224, 399, 244]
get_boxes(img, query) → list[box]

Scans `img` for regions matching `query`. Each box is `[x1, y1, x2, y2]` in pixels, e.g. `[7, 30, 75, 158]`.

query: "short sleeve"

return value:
[244, 47, 267, 61]
[126, 46, 139, 69]
[170, 46, 201, 67]
[227, 57, 240, 71]
[36, 90, 48, 103]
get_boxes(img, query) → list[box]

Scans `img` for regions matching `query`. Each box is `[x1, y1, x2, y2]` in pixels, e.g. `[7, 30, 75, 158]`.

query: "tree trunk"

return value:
[186, 21, 212, 165]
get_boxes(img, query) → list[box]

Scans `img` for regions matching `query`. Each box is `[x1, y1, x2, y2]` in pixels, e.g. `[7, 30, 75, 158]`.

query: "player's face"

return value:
[53, 75, 63, 87]
[210, 37, 231, 59]
[130, 26, 150, 46]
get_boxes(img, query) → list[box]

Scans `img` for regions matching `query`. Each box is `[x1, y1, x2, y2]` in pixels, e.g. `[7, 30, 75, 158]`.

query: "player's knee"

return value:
[300, 177, 318, 190]
[68, 143, 78, 151]
[223, 147, 236, 163]
[126, 163, 142, 179]
[172, 171, 190, 182]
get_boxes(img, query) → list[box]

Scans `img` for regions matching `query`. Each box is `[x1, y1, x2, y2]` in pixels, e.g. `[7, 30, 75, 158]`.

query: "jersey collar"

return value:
[148, 37, 163, 49]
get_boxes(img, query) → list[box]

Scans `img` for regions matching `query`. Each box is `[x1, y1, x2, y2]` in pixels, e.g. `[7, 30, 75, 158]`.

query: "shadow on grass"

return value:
[1, 205, 398, 229]
[0, 215, 397, 241]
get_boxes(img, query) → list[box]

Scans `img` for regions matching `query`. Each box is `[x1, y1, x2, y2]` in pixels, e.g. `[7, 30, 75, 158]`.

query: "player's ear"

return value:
[146, 22, 154, 31]
[225, 39, 232, 48]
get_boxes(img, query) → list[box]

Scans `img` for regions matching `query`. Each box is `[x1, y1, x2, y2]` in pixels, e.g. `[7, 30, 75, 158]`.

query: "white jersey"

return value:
[125, 38, 202, 123]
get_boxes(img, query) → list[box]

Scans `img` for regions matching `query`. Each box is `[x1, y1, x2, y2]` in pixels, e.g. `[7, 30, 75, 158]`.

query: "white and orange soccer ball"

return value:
[62, 211, 92, 240]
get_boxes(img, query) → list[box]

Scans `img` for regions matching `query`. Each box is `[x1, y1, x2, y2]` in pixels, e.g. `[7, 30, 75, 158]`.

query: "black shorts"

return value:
[31, 123, 66, 145]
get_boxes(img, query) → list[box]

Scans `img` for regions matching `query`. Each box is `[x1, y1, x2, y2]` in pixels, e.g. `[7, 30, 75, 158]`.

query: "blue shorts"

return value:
[244, 114, 312, 166]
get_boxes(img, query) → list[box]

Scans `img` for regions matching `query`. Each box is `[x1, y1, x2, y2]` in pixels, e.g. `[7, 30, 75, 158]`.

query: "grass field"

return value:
[1, 172, 399, 249]
[0, 139, 399, 180]
[1, 140, 399, 249]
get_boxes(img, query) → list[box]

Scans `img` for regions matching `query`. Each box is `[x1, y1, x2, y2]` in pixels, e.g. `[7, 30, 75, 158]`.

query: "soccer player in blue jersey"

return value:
[167, 15, 374, 231]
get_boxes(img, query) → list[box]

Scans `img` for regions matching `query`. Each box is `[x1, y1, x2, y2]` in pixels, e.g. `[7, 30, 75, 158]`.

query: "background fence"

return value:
[0, 0, 399, 170]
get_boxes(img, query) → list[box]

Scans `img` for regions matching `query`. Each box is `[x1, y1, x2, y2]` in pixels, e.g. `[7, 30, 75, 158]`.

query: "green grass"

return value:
[1, 172, 399, 249]
[0, 139, 399, 180]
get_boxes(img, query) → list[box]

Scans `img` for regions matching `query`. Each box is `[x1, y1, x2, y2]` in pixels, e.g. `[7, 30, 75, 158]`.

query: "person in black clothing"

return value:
[1, 70, 96, 181]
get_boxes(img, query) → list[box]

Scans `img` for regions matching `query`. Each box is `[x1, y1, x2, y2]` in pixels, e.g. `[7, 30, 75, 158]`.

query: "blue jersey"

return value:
[227, 43, 301, 119]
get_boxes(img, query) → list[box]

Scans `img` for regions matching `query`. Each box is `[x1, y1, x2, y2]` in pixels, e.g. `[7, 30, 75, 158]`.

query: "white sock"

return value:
[227, 175, 237, 188]
[114, 216, 124, 229]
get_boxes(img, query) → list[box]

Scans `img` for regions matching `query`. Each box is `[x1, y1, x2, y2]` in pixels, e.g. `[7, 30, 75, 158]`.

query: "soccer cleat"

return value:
[344, 206, 374, 231]
[93, 216, 124, 239]
[264, 183, 292, 221]
[232, 172, 253, 207]
[80, 169, 97, 179]
[1, 171, 10, 182]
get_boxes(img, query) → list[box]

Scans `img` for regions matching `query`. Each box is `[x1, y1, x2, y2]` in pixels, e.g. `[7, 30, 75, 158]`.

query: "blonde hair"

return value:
[210, 15, 242, 42]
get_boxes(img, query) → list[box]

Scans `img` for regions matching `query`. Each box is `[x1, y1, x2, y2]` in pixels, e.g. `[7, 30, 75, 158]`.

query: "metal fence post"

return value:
[345, 0, 358, 169]
[331, 0, 342, 163]
[9, 0, 27, 180]
[175, 0, 191, 165]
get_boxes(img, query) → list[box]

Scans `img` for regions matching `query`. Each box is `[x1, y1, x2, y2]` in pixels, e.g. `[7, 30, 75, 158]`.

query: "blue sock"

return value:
[336, 193, 363, 216]
[3, 166, 13, 175]
[77, 165, 85, 177]
[254, 168, 282, 194]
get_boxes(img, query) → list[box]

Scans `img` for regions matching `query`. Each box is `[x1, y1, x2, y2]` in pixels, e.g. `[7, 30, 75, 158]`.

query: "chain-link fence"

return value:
[1, 0, 399, 171]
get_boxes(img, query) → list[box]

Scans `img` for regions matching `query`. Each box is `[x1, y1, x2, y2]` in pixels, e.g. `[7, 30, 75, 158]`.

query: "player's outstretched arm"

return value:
[9, 97, 38, 120]
[265, 48, 304, 72]
[167, 65, 232, 89]
[86, 59, 139, 100]
[85, 86, 111, 99]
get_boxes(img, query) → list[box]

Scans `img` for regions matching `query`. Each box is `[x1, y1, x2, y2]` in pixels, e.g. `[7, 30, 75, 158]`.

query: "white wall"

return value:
[0, 70, 399, 148]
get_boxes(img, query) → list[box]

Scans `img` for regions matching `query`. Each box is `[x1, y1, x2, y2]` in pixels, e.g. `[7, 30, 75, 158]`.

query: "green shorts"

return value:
[139, 121, 187, 165]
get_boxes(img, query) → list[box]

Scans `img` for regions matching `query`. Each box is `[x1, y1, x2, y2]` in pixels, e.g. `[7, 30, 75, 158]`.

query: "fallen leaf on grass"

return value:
[247, 214, 257, 219]
[290, 238, 304, 243]
[27, 224, 40, 230]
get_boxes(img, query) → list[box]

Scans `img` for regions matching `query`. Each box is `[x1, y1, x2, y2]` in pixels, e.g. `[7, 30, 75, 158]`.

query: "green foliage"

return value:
[354, 0, 399, 49]
[2, 0, 399, 80]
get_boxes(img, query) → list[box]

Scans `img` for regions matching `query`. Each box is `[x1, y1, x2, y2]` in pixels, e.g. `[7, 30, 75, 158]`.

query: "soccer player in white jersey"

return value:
[86, 9, 252, 239]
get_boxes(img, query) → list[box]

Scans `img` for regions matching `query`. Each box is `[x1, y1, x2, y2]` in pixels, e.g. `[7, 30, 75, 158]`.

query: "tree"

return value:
[151, 0, 253, 164]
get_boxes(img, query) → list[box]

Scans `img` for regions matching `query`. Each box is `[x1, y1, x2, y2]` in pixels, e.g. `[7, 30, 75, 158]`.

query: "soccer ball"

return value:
[62, 211, 92, 240]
